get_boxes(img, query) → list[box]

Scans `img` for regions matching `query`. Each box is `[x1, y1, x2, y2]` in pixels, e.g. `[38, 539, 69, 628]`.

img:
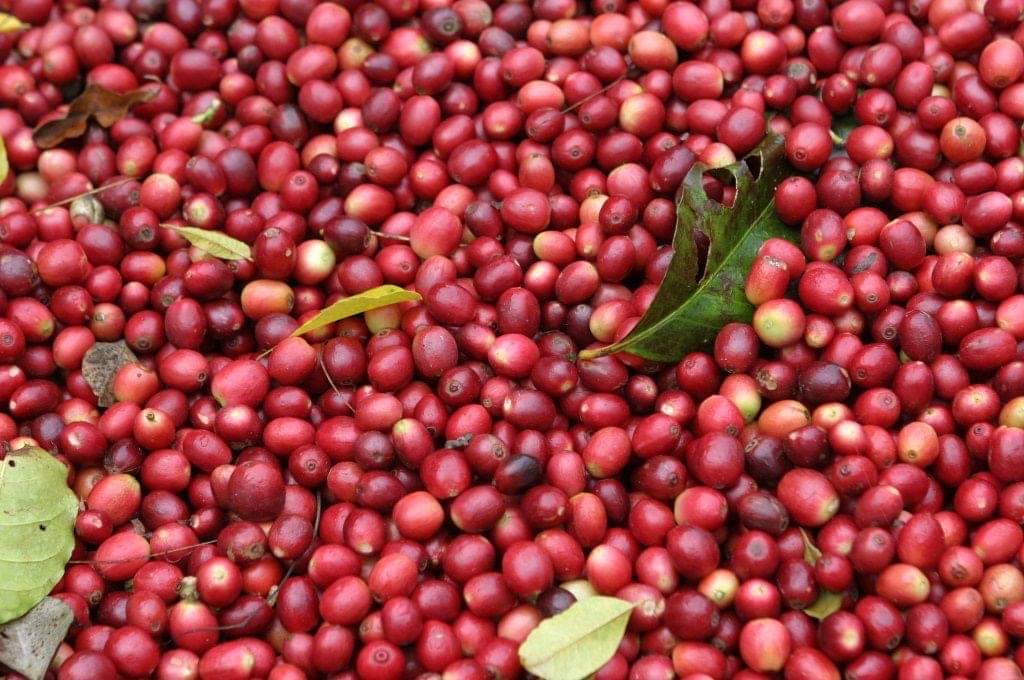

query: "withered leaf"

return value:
[32, 84, 158, 149]
[81, 340, 138, 407]
[0, 598, 73, 680]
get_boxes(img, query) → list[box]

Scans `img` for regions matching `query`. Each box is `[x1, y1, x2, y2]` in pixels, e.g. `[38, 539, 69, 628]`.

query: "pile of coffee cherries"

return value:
[2, 0, 1024, 676]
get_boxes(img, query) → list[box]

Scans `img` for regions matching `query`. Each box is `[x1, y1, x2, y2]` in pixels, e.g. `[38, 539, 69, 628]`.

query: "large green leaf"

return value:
[518, 595, 633, 680]
[580, 135, 794, 362]
[0, 448, 78, 624]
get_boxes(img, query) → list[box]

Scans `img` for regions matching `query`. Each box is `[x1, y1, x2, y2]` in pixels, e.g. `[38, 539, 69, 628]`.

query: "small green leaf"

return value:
[519, 595, 633, 680]
[169, 226, 252, 261]
[291, 285, 421, 338]
[803, 591, 843, 620]
[579, 134, 795, 362]
[800, 528, 822, 565]
[0, 447, 78, 624]
[0, 135, 8, 185]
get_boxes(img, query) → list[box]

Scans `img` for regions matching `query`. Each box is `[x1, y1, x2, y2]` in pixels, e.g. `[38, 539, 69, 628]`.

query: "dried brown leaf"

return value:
[0, 598, 73, 680]
[81, 341, 138, 407]
[32, 84, 158, 149]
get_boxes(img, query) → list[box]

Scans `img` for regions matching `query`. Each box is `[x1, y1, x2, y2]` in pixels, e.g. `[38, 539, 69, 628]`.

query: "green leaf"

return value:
[579, 134, 794, 362]
[518, 595, 633, 680]
[800, 528, 822, 565]
[0, 447, 78, 624]
[169, 226, 252, 261]
[0, 135, 8, 185]
[291, 285, 422, 338]
[803, 591, 844, 620]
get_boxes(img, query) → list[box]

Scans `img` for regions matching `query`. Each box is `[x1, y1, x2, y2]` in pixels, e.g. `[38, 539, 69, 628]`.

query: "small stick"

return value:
[33, 177, 135, 212]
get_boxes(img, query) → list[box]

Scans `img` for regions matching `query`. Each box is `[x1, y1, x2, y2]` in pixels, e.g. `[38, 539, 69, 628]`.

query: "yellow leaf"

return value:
[0, 14, 28, 33]
[170, 226, 252, 261]
[0, 135, 8, 185]
[519, 596, 633, 680]
[291, 285, 421, 338]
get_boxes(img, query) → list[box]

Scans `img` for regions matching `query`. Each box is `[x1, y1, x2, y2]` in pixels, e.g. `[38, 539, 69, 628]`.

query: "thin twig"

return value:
[197, 492, 322, 632]
[318, 349, 341, 395]
[33, 177, 135, 212]
[267, 491, 321, 607]
[70, 538, 217, 565]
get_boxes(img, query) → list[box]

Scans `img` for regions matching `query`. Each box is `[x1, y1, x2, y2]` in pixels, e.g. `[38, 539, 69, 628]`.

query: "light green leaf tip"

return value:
[170, 225, 252, 261]
[291, 285, 421, 338]
[0, 447, 78, 624]
[804, 591, 844, 620]
[519, 595, 633, 680]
